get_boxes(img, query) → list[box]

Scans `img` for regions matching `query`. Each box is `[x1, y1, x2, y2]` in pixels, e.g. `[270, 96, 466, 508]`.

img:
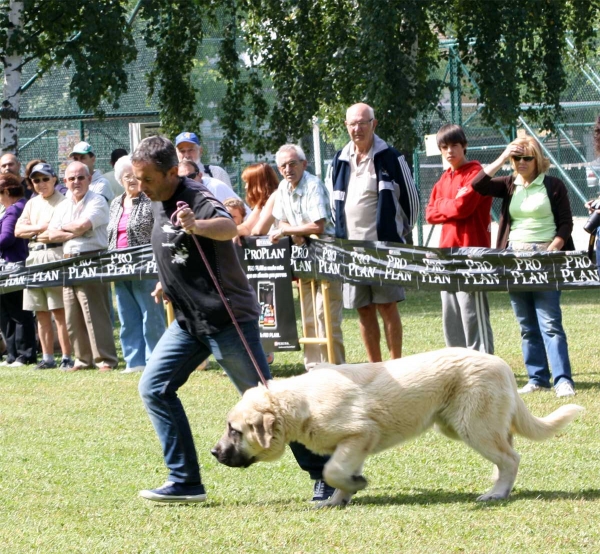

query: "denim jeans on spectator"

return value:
[138, 319, 327, 484]
[115, 279, 166, 368]
[509, 290, 573, 388]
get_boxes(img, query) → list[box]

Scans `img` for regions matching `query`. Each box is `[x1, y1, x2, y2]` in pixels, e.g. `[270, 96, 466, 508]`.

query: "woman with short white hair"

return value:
[107, 155, 166, 373]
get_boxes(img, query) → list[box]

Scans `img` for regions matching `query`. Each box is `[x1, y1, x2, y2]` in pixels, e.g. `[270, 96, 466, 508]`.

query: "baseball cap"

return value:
[69, 141, 94, 157]
[30, 162, 56, 177]
[175, 132, 200, 147]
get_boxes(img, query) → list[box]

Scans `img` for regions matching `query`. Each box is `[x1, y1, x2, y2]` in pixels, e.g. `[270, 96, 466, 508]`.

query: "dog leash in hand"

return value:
[170, 201, 269, 387]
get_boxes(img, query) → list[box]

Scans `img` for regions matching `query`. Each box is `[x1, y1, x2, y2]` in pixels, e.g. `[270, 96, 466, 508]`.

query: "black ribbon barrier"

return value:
[2, 241, 599, 295]
[0, 239, 598, 354]
[290, 237, 600, 292]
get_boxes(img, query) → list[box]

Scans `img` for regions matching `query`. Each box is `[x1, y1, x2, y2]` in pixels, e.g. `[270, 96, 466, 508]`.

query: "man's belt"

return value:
[29, 243, 63, 251]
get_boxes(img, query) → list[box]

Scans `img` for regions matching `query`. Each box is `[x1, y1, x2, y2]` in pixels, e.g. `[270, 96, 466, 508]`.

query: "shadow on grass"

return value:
[269, 363, 307, 378]
[152, 487, 600, 510]
[569, 380, 600, 392]
[354, 487, 600, 507]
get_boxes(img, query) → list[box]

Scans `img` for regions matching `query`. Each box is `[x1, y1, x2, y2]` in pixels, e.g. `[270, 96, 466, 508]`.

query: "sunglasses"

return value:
[185, 172, 198, 179]
[512, 156, 535, 162]
[31, 176, 52, 184]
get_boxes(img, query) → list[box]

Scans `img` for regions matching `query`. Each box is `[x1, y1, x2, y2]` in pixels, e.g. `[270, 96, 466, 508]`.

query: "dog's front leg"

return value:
[316, 437, 371, 508]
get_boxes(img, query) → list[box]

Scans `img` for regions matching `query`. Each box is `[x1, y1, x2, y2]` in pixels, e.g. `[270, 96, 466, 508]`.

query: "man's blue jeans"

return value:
[115, 279, 166, 368]
[139, 319, 326, 484]
[509, 290, 574, 388]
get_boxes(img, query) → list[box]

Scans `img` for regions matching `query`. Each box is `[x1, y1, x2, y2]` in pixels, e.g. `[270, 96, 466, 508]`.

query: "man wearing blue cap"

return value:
[174, 132, 232, 188]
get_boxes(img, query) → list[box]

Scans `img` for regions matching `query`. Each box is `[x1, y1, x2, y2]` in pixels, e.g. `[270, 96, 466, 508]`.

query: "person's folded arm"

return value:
[60, 217, 93, 237]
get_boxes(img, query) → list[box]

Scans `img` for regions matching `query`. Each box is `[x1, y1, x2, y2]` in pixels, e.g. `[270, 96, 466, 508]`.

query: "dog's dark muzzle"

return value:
[211, 442, 256, 468]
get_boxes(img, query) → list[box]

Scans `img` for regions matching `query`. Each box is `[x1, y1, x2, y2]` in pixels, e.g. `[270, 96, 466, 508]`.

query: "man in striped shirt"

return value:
[270, 144, 345, 369]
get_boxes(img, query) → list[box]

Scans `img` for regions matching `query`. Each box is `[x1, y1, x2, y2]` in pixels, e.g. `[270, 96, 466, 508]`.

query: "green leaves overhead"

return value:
[0, 0, 136, 115]
[216, 0, 599, 160]
[453, 0, 599, 131]
[138, 0, 208, 138]
[1, 0, 599, 161]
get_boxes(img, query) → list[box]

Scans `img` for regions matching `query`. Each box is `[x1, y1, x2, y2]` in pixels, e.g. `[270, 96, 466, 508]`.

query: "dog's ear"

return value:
[250, 413, 275, 450]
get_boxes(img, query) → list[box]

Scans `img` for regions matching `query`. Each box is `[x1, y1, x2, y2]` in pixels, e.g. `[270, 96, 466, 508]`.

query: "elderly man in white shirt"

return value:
[40, 161, 118, 371]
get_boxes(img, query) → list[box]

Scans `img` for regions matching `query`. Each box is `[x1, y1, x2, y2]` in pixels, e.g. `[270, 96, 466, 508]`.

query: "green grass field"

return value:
[1, 289, 599, 553]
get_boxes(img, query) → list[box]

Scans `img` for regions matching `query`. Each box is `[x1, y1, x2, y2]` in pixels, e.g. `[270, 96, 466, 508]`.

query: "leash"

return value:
[170, 201, 270, 387]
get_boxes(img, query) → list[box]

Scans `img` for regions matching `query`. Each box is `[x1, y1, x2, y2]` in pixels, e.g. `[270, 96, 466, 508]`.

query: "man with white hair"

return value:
[270, 144, 345, 369]
[327, 102, 419, 363]
[41, 161, 118, 371]
[175, 132, 232, 188]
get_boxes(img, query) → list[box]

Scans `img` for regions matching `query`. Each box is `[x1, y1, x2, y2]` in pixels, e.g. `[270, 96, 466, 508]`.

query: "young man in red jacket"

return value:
[425, 124, 494, 353]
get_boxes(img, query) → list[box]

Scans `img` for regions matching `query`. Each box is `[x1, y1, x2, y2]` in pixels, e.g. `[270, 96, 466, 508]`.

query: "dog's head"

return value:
[211, 385, 286, 468]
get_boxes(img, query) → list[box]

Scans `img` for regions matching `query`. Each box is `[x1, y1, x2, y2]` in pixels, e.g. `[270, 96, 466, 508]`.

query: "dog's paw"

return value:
[351, 475, 368, 491]
[476, 492, 510, 502]
[314, 489, 353, 509]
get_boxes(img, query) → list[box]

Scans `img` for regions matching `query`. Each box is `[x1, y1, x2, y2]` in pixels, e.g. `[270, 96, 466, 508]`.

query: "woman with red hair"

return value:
[237, 162, 279, 236]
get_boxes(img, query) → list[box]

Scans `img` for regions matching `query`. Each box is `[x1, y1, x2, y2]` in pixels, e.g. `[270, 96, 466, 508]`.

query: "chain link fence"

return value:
[414, 42, 600, 245]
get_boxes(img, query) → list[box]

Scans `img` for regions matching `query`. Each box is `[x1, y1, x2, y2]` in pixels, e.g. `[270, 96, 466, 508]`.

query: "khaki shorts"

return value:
[23, 247, 65, 312]
[343, 283, 405, 310]
[23, 286, 65, 312]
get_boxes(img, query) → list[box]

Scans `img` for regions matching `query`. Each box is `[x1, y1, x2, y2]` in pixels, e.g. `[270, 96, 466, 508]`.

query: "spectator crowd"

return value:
[0, 112, 596, 408]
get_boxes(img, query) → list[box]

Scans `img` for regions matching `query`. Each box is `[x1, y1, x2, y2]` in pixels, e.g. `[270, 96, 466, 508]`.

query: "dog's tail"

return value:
[512, 397, 584, 441]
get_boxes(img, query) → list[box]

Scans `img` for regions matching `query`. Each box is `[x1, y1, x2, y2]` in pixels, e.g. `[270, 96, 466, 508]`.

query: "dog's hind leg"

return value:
[465, 431, 520, 502]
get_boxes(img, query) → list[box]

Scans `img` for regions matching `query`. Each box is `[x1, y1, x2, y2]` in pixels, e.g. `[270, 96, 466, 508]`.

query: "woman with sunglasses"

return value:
[472, 135, 575, 398]
[15, 163, 73, 369]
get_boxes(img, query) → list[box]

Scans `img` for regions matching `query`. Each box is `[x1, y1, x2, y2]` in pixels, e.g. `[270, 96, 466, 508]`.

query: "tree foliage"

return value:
[2, 0, 599, 160]
[214, 0, 600, 161]
[138, 0, 207, 138]
[452, 0, 600, 130]
[0, 0, 136, 114]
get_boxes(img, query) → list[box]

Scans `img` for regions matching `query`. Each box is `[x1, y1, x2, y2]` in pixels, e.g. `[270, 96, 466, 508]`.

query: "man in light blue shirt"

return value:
[270, 144, 345, 368]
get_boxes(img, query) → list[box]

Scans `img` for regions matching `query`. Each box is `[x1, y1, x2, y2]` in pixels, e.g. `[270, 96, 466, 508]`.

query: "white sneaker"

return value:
[518, 382, 551, 394]
[555, 382, 576, 398]
[121, 366, 145, 374]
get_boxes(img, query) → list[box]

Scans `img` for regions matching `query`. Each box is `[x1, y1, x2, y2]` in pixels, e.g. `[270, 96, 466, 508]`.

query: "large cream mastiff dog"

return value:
[212, 348, 583, 507]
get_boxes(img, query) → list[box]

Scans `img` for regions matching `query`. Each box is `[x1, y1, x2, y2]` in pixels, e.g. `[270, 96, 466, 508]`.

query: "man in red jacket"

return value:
[425, 124, 494, 353]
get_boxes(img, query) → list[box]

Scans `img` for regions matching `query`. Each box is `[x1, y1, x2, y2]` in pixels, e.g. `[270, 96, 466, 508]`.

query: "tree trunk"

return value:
[1, 1, 24, 154]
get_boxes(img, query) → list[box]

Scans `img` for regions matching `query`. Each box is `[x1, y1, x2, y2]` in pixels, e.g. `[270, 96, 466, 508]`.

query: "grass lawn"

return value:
[1, 289, 599, 553]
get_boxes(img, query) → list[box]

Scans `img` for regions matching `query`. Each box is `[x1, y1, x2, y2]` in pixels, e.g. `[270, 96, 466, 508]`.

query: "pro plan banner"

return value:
[0, 246, 158, 295]
[1, 238, 599, 295]
[290, 237, 600, 292]
[237, 236, 300, 352]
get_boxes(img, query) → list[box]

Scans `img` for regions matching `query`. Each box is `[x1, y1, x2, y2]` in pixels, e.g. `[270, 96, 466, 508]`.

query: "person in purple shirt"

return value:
[0, 173, 37, 366]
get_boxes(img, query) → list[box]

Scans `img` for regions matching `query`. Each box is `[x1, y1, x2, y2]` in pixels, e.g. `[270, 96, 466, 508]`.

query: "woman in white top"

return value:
[15, 163, 73, 369]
